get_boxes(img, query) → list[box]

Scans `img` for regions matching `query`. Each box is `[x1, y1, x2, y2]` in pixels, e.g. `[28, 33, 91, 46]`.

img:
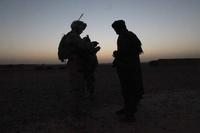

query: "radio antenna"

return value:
[78, 13, 84, 20]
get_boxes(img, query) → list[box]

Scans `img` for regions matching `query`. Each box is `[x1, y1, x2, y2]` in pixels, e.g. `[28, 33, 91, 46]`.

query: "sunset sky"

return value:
[0, 0, 200, 64]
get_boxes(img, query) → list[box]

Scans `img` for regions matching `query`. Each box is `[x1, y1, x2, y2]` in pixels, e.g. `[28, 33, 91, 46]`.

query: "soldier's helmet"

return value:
[71, 20, 87, 31]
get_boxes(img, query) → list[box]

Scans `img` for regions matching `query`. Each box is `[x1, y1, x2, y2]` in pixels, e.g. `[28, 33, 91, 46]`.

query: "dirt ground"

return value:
[0, 64, 200, 133]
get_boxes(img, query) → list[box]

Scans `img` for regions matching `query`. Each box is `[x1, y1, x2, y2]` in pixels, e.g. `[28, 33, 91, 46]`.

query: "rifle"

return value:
[78, 13, 84, 20]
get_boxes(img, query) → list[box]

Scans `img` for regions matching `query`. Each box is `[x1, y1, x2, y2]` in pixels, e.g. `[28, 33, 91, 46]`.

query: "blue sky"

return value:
[0, 0, 200, 64]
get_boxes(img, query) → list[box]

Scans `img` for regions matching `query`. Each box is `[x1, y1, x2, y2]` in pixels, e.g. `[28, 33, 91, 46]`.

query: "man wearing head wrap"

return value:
[58, 20, 100, 119]
[112, 20, 144, 122]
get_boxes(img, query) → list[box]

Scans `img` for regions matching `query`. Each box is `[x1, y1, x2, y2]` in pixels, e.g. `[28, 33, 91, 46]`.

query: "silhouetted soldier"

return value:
[58, 20, 100, 119]
[112, 20, 144, 122]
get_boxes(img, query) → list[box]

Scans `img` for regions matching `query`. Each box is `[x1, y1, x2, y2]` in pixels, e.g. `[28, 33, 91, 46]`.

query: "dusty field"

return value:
[0, 64, 200, 133]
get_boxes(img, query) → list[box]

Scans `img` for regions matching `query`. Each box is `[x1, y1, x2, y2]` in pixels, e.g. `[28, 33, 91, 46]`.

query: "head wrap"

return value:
[112, 20, 127, 30]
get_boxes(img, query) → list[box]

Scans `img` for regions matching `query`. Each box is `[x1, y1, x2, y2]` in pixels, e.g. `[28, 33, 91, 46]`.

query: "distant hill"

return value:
[149, 58, 200, 66]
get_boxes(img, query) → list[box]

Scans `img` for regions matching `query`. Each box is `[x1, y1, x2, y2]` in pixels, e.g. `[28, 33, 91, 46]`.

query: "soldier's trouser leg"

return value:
[84, 70, 95, 96]
[69, 67, 85, 119]
[86, 73, 95, 95]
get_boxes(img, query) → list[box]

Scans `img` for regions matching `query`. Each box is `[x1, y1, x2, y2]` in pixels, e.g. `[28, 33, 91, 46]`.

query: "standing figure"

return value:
[112, 20, 144, 122]
[58, 20, 100, 119]
[82, 35, 100, 99]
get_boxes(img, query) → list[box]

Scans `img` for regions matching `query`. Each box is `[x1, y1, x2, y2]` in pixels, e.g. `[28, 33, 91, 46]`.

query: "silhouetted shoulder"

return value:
[127, 31, 143, 54]
[127, 31, 137, 38]
[66, 32, 80, 40]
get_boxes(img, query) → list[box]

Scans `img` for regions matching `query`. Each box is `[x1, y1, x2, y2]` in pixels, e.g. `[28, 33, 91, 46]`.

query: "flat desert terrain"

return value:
[0, 64, 200, 133]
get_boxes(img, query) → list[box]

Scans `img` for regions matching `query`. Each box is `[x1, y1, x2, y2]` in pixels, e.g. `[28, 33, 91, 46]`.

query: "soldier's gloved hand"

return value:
[94, 46, 101, 53]
[91, 41, 99, 47]
[83, 35, 91, 42]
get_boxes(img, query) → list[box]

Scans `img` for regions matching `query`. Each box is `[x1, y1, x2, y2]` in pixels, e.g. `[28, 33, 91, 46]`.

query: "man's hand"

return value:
[59, 59, 64, 62]
[83, 35, 91, 43]
[113, 50, 118, 58]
